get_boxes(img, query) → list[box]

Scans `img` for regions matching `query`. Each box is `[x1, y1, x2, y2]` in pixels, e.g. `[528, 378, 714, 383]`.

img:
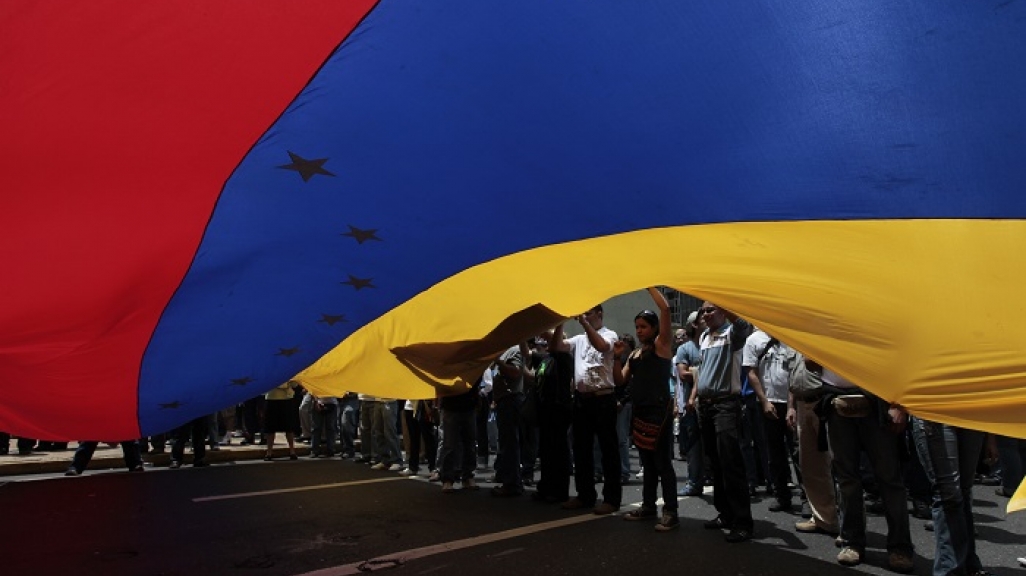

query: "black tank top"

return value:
[628, 348, 672, 408]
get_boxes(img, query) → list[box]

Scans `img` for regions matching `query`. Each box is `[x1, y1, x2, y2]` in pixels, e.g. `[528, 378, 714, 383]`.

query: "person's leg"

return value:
[299, 393, 314, 441]
[828, 411, 867, 551]
[700, 402, 728, 522]
[70, 441, 98, 473]
[617, 400, 632, 481]
[996, 435, 1024, 494]
[656, 421, 679, 515]
[191, 417, 208, 465]
[459, 410, 479, 484]
[595, 395, 622, 506]
[311, 408, 325, 456]
[796, 400, 838, 531]
[325, 405, 338, 456]
[638, 447, 658, 510]
[571, 399, 598, 505]
[120, 440, 143, 470]
[404, 408, 422, 471]
[381, 400, 402, 467]
[862, 415, 912, 556]
[914, 418, 965, 576]
[763, 402, 793, 508]
[493, 394, 522, 489]
[714, 399, 753, 532]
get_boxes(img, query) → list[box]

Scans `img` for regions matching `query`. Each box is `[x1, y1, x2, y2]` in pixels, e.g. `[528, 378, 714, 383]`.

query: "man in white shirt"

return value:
[551, 304, 621, 515]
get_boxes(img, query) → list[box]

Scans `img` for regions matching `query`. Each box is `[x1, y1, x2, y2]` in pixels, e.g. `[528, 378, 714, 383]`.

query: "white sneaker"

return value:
[370, 462, 387, 470]
[399, 468, 419, 477]
[387, 463, 404, 471]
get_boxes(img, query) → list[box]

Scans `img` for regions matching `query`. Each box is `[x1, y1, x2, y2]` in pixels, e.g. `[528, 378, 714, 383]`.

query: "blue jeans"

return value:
[439, 409, 477, 482]
[913, 418, 985, 576]
[372, 401, 402, 465]
[339, 397, 359, 456]
[311, 404, 338, 456]
[827, 403, 912, 553]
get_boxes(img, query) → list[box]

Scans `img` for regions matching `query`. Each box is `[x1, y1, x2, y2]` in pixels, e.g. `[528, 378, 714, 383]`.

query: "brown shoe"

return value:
[593, 502, 620, 515]
[888, 550, 914, 574]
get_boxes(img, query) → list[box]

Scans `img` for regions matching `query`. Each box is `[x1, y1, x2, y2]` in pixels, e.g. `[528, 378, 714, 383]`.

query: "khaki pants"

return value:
[797, 400, 838, 531]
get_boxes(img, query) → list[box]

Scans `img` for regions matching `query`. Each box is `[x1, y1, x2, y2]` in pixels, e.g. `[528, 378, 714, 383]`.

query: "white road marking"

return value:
[291, 512, 618, 576]
[193, 476, 407, 502]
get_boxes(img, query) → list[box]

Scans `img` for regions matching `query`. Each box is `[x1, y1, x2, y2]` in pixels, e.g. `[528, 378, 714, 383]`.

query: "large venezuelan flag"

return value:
[3, 1, 1025, 509]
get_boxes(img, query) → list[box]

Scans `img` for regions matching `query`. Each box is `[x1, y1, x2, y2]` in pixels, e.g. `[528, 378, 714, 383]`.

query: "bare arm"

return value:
[578, 315, 611, 353]
[648, 287, 673, 359]
[550, 322, 570, 352]
[746, 367, 777, 419]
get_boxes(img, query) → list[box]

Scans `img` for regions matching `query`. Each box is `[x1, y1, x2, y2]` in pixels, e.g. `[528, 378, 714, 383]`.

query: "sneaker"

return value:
[64, 469, 81, 476]
[977, 474, 1001, 486]
[769, 500, 794, 512]
[924, 520, 934, 532]
[677, 482, 703, 497]
[623, 507, 658, 521]
[462, 477, 479, 490]
[593, 502, 619, 515]
[398, 468, 419, 477]
[561, 497, 592, 510]
[130, 465, 145, 472]
[887, 550, 914, 574]
[837, 546, 863, 566]
[169, 461, 182, 469]
[427, 471, 441, 482]
[370, 462, 387, 470]
[995, 487, 1014, 497]
[387, 463, 404, 472]
[654, 513, 680, 532]
[1017, 558, 1026, 568]
[795, 519, 838, 535]
[441, 482, 455, 492]
[725, 528, 752, 543]
[704, 516, 729, 530]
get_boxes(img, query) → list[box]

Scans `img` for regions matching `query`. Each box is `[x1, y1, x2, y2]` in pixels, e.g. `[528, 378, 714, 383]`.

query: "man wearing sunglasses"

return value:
[691, 302, 756, 543]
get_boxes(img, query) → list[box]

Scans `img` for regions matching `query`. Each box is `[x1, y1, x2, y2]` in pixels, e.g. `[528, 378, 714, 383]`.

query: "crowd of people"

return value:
[3, 288, 1026, 575]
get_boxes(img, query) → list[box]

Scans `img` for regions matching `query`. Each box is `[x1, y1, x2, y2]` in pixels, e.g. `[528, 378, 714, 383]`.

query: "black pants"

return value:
[404, 408, 438, 471]
[635, 404, 678, 513]
[700, 396, 752, 530]
[572, 394, 621, 506]
[171, 416, 209, 464]
[537, 404, 572, 501]
[762, 401, 795, 503]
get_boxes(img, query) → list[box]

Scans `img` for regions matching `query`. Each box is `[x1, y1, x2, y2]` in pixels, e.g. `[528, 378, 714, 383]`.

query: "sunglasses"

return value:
[699, 307, 718, 314]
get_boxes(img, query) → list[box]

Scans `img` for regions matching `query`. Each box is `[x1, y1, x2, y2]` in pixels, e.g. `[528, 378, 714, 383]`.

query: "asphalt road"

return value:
[1, 455, 1023, 576]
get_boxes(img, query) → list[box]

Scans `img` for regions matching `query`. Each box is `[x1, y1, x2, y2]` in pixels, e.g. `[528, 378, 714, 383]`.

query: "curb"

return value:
[0, 445, 314, 477]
